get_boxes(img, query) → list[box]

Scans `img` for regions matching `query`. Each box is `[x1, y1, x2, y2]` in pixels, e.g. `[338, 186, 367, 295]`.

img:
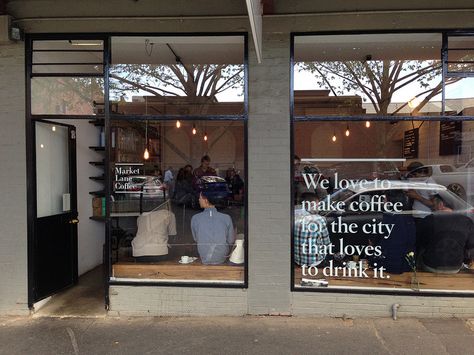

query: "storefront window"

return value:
[108, 119, 246, 284]
[293, 33, 474, 293]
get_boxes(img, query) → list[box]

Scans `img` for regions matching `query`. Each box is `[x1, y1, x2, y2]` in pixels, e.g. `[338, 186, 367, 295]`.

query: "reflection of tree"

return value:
[31, 77, 103, 114]
[110, 64, 244, 102]
[300, 60, 461, 115]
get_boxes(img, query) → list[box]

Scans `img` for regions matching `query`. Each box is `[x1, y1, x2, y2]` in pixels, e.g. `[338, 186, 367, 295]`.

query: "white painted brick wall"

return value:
[292, 293, 474, 318]
[0, 43, 28, 315]
[109, 286, 247, 316]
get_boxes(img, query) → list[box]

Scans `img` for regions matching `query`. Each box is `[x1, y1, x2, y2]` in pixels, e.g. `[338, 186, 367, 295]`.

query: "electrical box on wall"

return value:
[0, 15, 22, 43]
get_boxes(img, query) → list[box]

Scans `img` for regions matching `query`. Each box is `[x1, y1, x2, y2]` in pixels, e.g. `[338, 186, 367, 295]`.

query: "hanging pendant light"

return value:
[192, 124, 197, 135]
[204, 132, 208, 141]
[144, 120, 150, 160]
[365, 121, 371, 128]
[176, 120, 181, 128]
[332, 132, 337, 142]
[345, 125, 350, 137]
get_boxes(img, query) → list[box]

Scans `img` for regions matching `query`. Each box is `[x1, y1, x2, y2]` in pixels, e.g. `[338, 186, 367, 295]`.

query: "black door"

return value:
[32, 120, 78, 302]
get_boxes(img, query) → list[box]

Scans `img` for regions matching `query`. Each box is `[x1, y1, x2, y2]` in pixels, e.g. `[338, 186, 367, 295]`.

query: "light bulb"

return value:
[143, 148, 150, 160]
[176, 120, 181, 128]
[52, 126, 56, 132]
[332, 134, 336, 142]
[365, 121, 371, 128]
[192, 125, 197, 135]
[204, 133, 208, 141]
[345, 128, 350, 137]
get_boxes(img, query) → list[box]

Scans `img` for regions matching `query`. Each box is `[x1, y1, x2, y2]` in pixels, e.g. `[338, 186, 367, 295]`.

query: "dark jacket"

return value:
[419, 213, 474, 269]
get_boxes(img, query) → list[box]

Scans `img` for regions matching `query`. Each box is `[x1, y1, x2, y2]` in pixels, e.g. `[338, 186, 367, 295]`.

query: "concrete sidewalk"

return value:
[0, 316, 473, 355]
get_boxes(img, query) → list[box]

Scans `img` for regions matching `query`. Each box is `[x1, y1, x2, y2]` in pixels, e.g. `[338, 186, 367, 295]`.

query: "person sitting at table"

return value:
[191, 191, 235, 265]
[418, 194, 474, 274]
[294, 192, 331, 267]
[131, 208, 177, 262]
[193, 155, 217, 178]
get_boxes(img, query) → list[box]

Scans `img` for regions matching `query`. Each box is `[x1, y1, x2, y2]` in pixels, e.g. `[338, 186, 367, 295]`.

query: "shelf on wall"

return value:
[89, 146, 105, 151]
[88, 119, 104, 127]
[89, 190, 105, 196]
[89, 175, 105, 181]
[90, 216, 106, 222]
[89, 161, 105, 166]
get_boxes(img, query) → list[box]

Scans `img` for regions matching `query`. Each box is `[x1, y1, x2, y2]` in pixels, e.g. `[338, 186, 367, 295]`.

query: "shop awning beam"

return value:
[245, 0, 262, 63]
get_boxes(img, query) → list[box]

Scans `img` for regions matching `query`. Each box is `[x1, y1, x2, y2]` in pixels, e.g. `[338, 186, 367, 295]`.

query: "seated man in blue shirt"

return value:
[191, 192, 235, 264]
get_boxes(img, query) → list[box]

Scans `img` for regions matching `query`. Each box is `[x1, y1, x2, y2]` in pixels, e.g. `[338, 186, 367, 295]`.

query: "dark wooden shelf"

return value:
[89, 119, 104, 127]
[90, 216, 105, 222]
[89, 175, 105, 181]
[89, 161, 105, 166]
[89, 190, 105, 196]
[89, 146, 105, 151]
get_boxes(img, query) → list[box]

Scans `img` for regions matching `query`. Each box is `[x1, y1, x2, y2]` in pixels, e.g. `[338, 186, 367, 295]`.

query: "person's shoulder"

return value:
[191, 211, 205, 221]
[216, 210, 232, 219]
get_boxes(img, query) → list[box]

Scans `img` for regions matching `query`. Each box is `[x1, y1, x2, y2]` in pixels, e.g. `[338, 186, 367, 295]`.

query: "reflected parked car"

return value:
[405, 164, 473, 201]
[319, 180, 474, 248]
[127, 176, 166, 199]
[192, 175, 232, 207]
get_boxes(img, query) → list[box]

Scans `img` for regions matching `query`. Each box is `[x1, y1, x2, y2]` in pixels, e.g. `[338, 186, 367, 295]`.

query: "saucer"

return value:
[179, 257, 197, 264]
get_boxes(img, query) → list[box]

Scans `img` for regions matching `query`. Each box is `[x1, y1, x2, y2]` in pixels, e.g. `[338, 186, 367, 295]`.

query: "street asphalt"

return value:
[0, 316, 473, 355]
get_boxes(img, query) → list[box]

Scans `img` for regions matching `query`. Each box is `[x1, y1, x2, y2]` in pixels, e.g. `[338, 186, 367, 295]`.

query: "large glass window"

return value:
[293, 33, 474, 294]
[107, 35, 247, 285]
[109, 119, 246, 284]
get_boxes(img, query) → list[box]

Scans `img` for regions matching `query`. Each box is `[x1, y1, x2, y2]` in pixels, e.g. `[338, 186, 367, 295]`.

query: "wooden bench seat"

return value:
[294, 267, 474, 290]
[113, 260, 244, 281]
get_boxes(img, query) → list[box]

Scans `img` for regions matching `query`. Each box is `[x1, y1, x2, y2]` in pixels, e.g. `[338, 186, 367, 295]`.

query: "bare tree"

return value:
[299, 60, 461, 115]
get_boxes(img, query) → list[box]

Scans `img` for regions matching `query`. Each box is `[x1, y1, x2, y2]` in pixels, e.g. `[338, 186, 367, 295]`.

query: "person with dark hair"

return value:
[173, 167, 194, 205]
[417, 194, 474, 273]
[225, 168, 245, 201]
[432, 194, 453, 212]
[193, 155, 217, 178]
[191, 191, 235, 264]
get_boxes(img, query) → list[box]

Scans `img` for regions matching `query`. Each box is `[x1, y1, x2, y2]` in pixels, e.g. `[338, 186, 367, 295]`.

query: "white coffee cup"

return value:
[180, 255, 190, 263]
[346, 261, 357, 269]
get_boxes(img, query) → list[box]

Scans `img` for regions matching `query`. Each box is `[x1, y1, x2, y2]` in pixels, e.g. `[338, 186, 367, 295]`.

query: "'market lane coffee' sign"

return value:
[439, 121, 462, 156]
[114, 163, 143, 193]
[403, 128, 419, 159]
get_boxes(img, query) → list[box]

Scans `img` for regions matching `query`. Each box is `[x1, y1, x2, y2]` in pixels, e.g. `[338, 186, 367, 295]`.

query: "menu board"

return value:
[439, 121, 462, 156]
[403, 128, 419, 159]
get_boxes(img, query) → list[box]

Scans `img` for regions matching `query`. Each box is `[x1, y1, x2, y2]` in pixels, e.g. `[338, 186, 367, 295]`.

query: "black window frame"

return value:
[290, 29, 474, 297]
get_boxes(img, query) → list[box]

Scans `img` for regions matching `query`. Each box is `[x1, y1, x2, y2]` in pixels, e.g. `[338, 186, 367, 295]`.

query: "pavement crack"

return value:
[66, 327, 80, 355]
[373, 323, 393, 355]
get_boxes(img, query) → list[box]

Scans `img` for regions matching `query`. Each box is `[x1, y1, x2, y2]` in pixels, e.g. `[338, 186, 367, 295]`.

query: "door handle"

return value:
[69, 219, 79, 224]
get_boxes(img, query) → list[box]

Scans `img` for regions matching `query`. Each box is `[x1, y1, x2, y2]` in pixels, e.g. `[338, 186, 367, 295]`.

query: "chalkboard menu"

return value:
[439, 121, 462, 156]
[403, 128, 419, 159]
